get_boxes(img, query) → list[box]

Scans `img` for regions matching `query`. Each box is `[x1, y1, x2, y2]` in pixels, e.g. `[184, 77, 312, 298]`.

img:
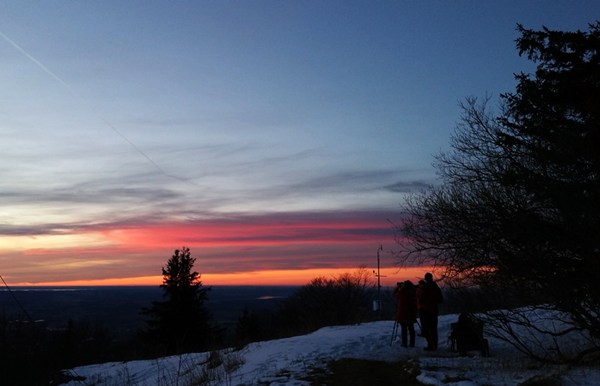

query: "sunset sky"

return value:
[0, 1, 596, 286]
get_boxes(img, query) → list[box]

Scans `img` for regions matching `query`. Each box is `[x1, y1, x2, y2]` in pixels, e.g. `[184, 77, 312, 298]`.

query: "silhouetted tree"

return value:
[396, 22, 600, 363]
[276, 268, 376, 336]
[141, 247, 213, 355]
[235, 307, 262, 348]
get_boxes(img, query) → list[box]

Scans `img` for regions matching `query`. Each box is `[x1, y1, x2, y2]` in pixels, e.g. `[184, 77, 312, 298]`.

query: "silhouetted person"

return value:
[393, 280, 417, 347]
[416, 272, 443, 350]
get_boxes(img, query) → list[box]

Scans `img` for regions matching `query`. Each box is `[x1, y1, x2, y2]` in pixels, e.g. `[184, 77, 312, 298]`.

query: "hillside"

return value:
[59, 312, 599, 386]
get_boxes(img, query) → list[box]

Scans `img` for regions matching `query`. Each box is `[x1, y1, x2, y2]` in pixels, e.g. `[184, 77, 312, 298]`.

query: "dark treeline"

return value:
[0, 267, 383, 385]
[1, 243, 551, 386]
[0, 278, 523, 385]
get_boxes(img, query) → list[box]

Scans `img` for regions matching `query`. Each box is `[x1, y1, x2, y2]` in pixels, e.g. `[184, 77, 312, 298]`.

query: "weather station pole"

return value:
[373, 245, 384, 319]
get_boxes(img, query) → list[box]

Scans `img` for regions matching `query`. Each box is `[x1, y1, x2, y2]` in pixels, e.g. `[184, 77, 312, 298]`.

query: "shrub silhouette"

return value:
[275, 268, 376, 336]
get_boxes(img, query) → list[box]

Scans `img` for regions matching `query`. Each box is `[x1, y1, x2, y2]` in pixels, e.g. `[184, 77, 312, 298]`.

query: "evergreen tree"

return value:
[141, 247, 212, 354]
[397, 22, 600, 362]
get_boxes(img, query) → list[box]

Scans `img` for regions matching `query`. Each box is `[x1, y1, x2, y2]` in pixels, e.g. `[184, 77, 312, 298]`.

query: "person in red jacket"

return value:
[393, 280, 417, 347]
[416, 272, 443, 351]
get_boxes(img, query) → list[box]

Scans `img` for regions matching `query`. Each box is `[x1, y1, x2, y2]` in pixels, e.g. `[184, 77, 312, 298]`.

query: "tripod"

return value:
[390, 321, 398, 345]
[390, 320, 422, 346]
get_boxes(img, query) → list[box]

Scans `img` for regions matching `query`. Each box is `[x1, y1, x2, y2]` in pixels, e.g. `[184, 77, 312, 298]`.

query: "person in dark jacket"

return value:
[393, 280, 417, 347]
[416, 272, 443, 350]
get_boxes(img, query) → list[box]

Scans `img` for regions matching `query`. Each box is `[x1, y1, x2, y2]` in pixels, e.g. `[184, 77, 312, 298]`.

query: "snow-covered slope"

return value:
[60, 313, 599, 386]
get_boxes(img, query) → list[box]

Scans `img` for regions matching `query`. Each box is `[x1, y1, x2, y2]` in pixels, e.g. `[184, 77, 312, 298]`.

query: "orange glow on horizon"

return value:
[14, 267, 432, 287]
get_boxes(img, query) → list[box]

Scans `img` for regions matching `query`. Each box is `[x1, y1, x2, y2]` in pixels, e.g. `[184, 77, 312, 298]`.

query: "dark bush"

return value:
[274, 268, 376, 336]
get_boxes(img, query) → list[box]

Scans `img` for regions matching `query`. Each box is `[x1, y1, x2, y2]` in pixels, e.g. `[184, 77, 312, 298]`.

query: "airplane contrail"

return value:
[0, 30, 195, 186]
[0, 31, 70, 87]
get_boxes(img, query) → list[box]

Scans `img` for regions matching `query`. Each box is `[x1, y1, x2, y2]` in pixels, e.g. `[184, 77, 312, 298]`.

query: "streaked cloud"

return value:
[0, 209, 403, 284]
[384, 180, 432, 193]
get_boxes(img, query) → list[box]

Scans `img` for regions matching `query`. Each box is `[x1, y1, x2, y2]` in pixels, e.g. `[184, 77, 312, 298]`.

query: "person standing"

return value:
[393, 280, 417, 347]
[416, 272, 443, 351]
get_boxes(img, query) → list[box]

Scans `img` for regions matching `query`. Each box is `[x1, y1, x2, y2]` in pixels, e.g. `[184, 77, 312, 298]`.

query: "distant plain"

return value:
[0, 286, 299, 340]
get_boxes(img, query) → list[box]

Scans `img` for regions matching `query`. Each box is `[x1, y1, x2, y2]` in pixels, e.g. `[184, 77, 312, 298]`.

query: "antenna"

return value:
[0, 274, 33, 323]
[373, 245, 385, 319]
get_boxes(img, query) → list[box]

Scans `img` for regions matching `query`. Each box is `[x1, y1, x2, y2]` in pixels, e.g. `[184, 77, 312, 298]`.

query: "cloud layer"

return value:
[0, 209, 404, 284]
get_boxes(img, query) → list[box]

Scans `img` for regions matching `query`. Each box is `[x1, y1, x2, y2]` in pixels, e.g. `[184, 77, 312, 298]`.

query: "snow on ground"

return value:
[60, 313, 600, 386]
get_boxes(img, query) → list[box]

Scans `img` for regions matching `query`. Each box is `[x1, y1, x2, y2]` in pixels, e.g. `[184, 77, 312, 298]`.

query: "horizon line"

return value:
[6, 267, 432, 288]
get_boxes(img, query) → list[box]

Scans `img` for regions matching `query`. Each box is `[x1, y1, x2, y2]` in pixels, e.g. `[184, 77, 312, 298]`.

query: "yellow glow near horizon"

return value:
[0, 232, 112, 252]
[13, 267, 432, 287]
